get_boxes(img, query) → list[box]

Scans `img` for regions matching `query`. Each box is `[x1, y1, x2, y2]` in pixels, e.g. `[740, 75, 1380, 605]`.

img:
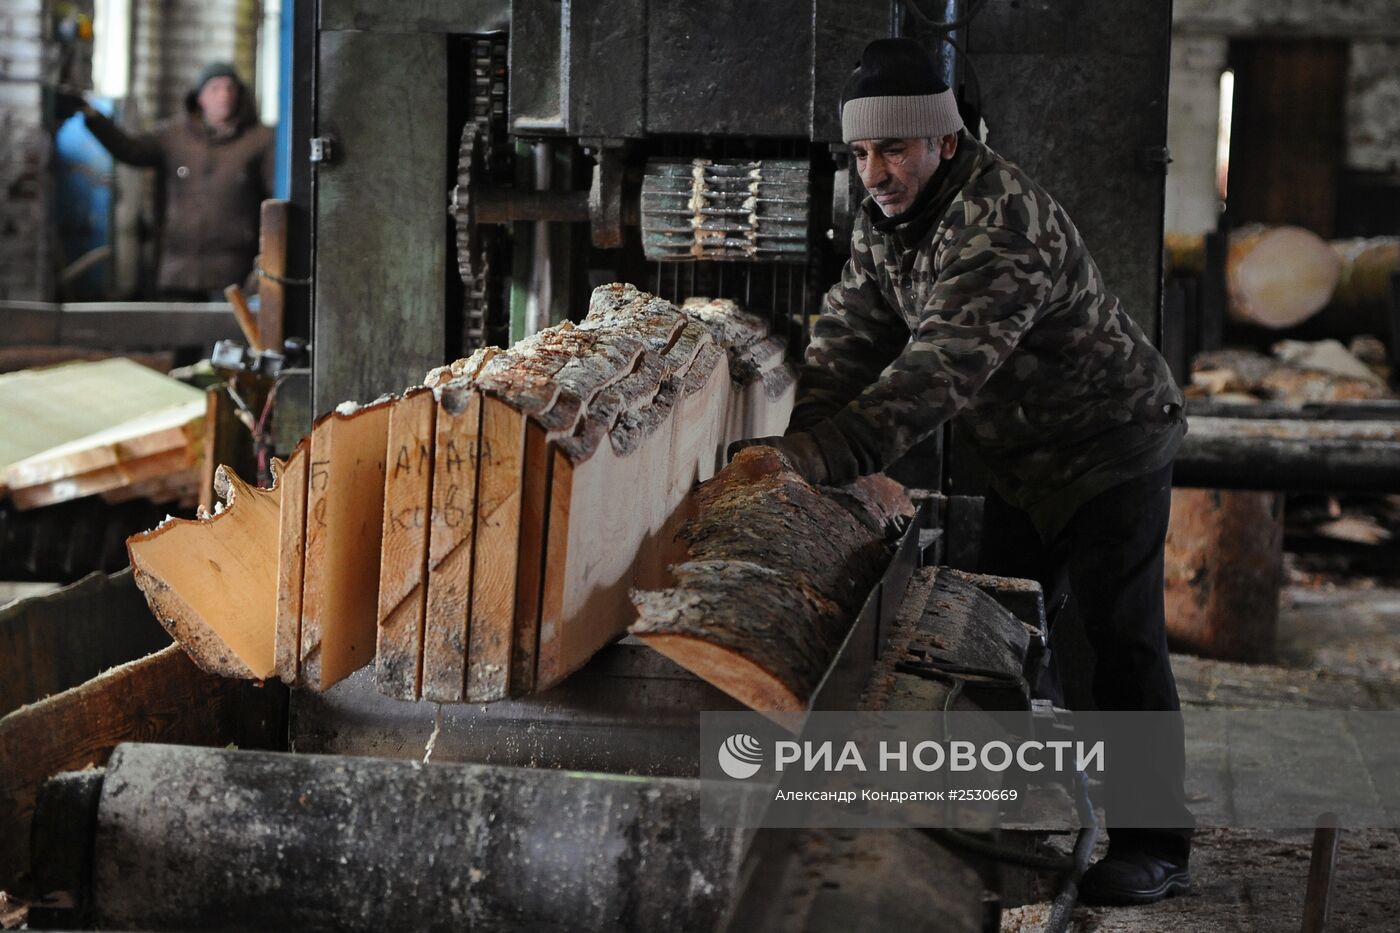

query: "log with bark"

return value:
[1165, 488, 1282, 663]
[629, 446, 913, 713]
[126, 285, 798, 702]
[1166, 228, 1399, 333]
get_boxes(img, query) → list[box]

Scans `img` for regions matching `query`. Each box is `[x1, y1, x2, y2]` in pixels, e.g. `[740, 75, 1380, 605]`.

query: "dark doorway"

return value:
[1225, 40, 1348, 237]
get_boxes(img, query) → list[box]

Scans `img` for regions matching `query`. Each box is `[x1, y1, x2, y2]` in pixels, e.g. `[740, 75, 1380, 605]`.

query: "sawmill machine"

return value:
[295, 0, 995, 416]
[8, 2, 1181, 929]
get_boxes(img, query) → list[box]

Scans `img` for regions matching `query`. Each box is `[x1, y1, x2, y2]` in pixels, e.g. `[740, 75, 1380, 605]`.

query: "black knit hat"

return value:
[841, 38, 964, 143]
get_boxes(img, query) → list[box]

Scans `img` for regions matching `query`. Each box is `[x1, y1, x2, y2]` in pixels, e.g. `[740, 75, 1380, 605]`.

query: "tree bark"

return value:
[630, 446, 913, 713]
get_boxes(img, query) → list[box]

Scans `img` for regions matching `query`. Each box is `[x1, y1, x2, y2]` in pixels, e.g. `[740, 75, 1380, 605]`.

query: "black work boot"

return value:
[1079, 842, 1190, 906]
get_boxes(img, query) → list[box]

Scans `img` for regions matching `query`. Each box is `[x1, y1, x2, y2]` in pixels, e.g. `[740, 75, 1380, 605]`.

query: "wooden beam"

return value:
[466, 396, 525, 701]
[298, 401, 393, 691]
[274, 440, 310, 685]
[421, 385, 483, 702]
[375, 389, 437, 700]
[257, 199, 289, 351]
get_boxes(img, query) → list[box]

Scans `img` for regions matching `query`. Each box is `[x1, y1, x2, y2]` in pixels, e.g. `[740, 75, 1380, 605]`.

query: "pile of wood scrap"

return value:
[127, 285, 798, 701]
[0, 358, 204, 509]
[629, 445, 914, 713]
[1187, 341, 1395, 405]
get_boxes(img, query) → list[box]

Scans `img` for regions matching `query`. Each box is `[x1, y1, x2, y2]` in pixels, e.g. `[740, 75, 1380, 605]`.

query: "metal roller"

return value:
[49, 743, 756, 932]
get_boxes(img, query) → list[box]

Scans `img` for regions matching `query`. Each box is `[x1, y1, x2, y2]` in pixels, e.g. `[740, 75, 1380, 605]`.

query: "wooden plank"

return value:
[465, 396, 525, 701]
[0, 570, 168, 719]
[0, 643, 286, 891]
[509, 419, 549, 697]
[0, 358, 203, 474]
[127, 466, 283, 680]
[4, 398, 204, 495]
[375, 389, 437, 700]
[298, 401, 392, 691]
[274, 440, 310, 685]
[9, 445, 199, 510]
[256, 199, 288, 352]
[421, 386, 482, 702]
[535, 446, 573, 689]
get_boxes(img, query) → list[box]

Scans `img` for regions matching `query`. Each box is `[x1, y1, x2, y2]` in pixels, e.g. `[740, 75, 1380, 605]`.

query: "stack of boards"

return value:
[1, 358, 205, 510]
[128, 285, 797, 702]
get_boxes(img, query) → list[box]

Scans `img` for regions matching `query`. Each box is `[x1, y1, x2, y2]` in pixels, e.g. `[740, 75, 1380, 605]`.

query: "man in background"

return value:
[61, 63, 274, 300]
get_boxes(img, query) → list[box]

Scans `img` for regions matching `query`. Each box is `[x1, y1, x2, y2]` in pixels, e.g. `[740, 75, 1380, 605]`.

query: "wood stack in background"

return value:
[127, 285, 797, 702]
[1, 358, 205, 509]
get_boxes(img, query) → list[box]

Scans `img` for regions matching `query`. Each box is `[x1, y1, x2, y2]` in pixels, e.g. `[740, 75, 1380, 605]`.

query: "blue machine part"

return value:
[54, 97, 116, 299]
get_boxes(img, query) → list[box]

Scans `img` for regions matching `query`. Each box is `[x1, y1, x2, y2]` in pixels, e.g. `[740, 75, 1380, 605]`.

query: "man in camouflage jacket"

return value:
[734, 38, 1193, 905]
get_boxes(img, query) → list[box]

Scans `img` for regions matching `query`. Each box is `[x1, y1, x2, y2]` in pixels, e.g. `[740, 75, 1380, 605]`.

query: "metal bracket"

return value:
[309, 136, 335, 164]
[589, 147, 626, 249]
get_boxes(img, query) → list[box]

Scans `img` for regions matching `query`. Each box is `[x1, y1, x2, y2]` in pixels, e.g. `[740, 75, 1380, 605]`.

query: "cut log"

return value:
[274, 440, 309, 686]
[1227, 226, 1341, 329]
[421, 383, 483, 702]
[535, 327, 728, 689]
[629, 446, 913, 713]
[1329, 237, 1400, 310]
[128, 464, 284, 680]
[466, 396, 526, 701]
[1165, 488, 1283, 663]
[1164, 227, 1341, 330]
[375, 388, 438, 700]
[298, 400, 393, 691]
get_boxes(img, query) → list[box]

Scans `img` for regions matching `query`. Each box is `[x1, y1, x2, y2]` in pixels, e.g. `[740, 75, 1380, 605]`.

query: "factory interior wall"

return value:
[0, 0, 56, 301]
[1165, 1, 1400, 238]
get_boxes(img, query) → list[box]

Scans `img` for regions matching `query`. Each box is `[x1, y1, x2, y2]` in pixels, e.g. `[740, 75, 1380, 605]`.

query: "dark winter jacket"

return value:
[791, 136, 1185, 541]
[85, 92, 274, 294]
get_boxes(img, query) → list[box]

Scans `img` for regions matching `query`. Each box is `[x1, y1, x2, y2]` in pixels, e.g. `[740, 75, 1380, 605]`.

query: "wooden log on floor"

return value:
[298, 400, 393, 691]
[629, 446, 914, 713]
[1165, 488, 1283, 663]
[0, 644, 286, 893]
[374, 388, 438, 700]
[127, 464, 285, 680]
[274, 439, 310, 686]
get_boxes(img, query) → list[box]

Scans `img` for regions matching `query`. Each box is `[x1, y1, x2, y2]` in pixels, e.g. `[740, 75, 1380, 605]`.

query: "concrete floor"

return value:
[1003, 581, 1400, 932]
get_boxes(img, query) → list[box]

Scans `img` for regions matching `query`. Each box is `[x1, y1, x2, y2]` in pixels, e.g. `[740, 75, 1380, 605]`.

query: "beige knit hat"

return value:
[840, 39, 965, 143]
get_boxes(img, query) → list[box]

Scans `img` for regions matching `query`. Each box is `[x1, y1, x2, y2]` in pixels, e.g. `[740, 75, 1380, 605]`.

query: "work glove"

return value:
[54, 91, 86, 123]
[726, 420, 860, 487]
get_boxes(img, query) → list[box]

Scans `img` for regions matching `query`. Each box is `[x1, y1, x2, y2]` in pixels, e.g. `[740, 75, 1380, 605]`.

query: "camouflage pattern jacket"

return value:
[791, 136, 1185, 541]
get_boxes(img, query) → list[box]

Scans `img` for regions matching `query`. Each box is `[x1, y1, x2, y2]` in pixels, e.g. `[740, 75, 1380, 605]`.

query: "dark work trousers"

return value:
[977, 462, 1193, 860]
